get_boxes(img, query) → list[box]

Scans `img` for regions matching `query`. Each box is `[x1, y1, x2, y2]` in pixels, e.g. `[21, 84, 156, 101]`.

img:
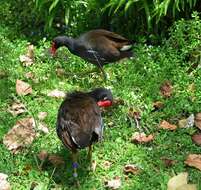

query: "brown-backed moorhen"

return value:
[50, 29, 134, 78]
[56, 88, 113, 182]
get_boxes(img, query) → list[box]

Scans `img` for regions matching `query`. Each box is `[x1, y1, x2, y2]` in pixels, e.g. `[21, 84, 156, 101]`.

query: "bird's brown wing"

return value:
[90, 29, 130, 43]
[57, 97, 103, 149]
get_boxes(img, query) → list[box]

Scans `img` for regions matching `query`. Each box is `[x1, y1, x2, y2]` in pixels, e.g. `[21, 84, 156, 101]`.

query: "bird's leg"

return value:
[98, 66, 107, 80]
[72, 151, 80, 187]
[87, 145, 93, 163]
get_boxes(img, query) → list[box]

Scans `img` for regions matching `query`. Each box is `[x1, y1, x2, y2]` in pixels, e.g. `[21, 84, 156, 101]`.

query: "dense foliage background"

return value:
[1, 0, 201, 41]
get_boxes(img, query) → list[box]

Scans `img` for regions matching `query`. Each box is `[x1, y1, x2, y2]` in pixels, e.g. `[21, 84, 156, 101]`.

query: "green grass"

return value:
[0, 23, 201, 190]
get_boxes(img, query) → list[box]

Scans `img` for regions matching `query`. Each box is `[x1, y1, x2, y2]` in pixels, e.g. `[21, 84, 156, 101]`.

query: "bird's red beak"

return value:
[50, 42, 57, 56]
[97, 100, 112, 107]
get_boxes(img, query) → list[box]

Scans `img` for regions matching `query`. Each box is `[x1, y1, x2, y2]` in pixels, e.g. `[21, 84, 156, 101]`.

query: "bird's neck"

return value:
[60, 37, 75, 52]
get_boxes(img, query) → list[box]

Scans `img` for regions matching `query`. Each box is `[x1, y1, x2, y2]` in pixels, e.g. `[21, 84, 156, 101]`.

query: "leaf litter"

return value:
[123, 164, 140, 175]
[159, 120, 177, 130]
[131, 132, 154, 144]
[47, 89, 66, 98]
[16, 79, 32, 96]
[19, 44, 34, 66]
[3, 117, 36, 154]
[8, 101, 26, 116]
[105, 176, 121, 190]
[192, 133, 201, 146]
[0, 173, 11, 190]
[195, 113, 201, 130]
[185, 154, 201, 170]
[160, 81, 173, 98]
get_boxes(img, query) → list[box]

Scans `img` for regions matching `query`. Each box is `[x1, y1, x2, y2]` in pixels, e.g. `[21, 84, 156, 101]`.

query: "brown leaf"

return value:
[105, 176, 121, 190]
[16, 80, 32, 96]
[8, 101, 26, 116]
[56, 68, 65, 77]
[195, 113, 201, 130]
[131, 132, 154, 144]
[192, 133, 201, 146]
[185, 154, 201, 170]
[123, 164, 140, 175]
[113, 98, 124, 106]
[0, 173, 11, 190]
[47, 89, 66, 98]
[102, 160, 112, 169]
[153, 101, 164, 110]
[160, 81, 173, 98]
[37, 112, 48, 121]
[19, 44, 34, 66]
[48, 154, 65, 167]
[167, 172, 188, 190]
[38, 150, 49, 161]
[178, 114, 194, 128]
[159, 120, 177, 131]
[24, 72, 35, 80]
[38, 122, 49, 134]
[128, 108, 141, 120]
[27, 44, 34, 59]
[161, 157, 176, 167]
[3, 117, 36, 154]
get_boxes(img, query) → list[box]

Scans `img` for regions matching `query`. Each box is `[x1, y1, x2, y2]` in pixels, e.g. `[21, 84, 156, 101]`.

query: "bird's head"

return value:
[89, 88, 113, 108]
[50, 36, 72, 56]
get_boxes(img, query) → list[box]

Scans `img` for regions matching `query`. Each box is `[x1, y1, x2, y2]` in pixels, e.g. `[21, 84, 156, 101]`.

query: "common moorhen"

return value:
[56, 88, 113, 181]
[50, 29, 134, 78]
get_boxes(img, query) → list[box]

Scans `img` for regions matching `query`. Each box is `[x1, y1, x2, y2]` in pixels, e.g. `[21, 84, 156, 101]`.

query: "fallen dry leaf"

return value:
[102, 161, 112, 169]
[48, 154, 65, 167]
[47, 89, 66, 98]
[123, 164, 140, 175]
[24, 72, 35, 80]
[128, 108, 141, 120]
[160, 81, 173, 98]
[167, 172, 188, 190]
[38, 150, 49, 161]
[178, 114, 194, 128]
[161, 157, 176, 167]
[176, 184, 197, 190]
[19, 44, 34, 66]
[8, 101, 26, 116]
[56, 68, 65, 77]
[153, 101, 164, 110]
[113, 98, 124, 106]
[16, 80, 32, 96]
[159, 120, 177, 131]
[131, 132, 154, 144]
[185, 154, 201, 170]
[38, 122, 49, 134]
[195, 113, 201, 130]
[107, 122, 115, 128]
[3, 117, 36, 154]
[105, 176, 121, 190]
[192, 133, 201, 146]
[37, 112, 48, 121]
[0, 173, 11, 190]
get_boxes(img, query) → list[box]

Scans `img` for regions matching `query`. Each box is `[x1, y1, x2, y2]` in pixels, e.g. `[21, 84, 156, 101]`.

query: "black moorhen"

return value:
[56, 88, 113, 182]
[50, 29, 134, 78]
